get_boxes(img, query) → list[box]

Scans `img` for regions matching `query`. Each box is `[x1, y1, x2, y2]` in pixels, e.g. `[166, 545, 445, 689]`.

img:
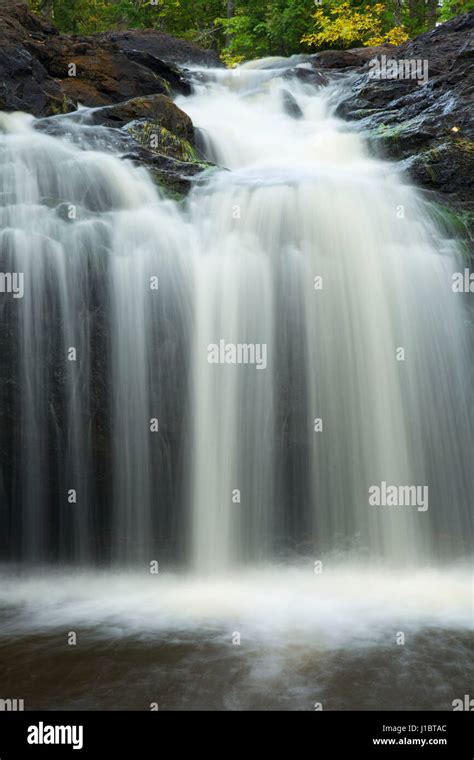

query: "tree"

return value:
[301, 3, 409, 49]
[226, 0, 235, 46]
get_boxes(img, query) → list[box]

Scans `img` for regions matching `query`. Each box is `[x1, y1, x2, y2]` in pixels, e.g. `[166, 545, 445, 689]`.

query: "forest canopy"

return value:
[28, 0, 474, 63]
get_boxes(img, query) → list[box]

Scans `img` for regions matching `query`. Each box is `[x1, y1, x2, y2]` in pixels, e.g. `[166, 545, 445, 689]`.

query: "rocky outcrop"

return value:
[0, 2, 68, 116]
[325, 11, 474, 240]
[0, 2, 217, 196]
[0, 3, 189, 115]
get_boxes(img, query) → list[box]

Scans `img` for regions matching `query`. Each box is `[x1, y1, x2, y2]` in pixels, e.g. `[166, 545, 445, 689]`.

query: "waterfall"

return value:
[181, 63, 472, 570]
[0, 61, 471, 574]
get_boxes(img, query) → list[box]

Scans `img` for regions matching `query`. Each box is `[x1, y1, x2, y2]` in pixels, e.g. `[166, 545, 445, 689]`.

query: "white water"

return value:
[0, 565, 471, 648]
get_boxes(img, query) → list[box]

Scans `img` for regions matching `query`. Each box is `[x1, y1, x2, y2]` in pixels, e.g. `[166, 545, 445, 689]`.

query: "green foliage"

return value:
[27, 0, 472, 60]
[217, 0, 316, 61]
[29, 0, 226, 36]
[215, 14, 269, 63]
[262, 0, 316, 54]
[29, 0, 113, 34]
[439, 0, 474, 22]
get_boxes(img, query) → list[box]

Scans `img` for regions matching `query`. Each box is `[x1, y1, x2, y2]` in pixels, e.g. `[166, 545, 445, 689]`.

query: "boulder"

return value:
[85, 93, 212, 193]
[90, 94, 194, 140]
[281, 89, 304, 119]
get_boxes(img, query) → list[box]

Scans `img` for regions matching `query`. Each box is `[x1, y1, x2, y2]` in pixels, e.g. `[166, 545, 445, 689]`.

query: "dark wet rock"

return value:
[287, 67, 330, 87]
[403, 140, 474, 232]
[97, 28, 223, 68]
[281, 89, 303, 119]
[110, 48, 192, 95]
[45, 45, 172, 108]
[0, 2, 72, 116]
[331, 11, 474, 236]
[0, 42, 69, 117]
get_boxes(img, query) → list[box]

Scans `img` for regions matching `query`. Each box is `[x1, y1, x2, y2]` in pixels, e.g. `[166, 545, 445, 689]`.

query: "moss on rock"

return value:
[127, 120, 198, 163]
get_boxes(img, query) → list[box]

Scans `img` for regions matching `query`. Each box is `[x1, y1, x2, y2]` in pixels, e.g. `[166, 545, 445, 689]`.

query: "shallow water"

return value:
[0, 565, 471, 710]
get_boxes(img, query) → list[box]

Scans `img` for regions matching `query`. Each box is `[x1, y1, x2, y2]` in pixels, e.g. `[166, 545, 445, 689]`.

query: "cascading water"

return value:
[0, 111, 193, 564]
[179, 62, 472, 570]
[0, 59, 472, 709]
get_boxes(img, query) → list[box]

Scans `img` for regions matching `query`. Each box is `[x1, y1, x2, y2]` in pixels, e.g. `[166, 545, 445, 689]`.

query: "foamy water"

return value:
[0, 565, 471, 648]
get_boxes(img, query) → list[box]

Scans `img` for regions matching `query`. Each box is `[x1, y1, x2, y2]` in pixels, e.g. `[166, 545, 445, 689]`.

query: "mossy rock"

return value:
[127, 120, 198, 163]
[412, 136, 474, 186]
[49, 93, 76, 116]
[372, 115, 440, 159]
[428, 201, 474, 256]
[400, 135, 474, 240]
